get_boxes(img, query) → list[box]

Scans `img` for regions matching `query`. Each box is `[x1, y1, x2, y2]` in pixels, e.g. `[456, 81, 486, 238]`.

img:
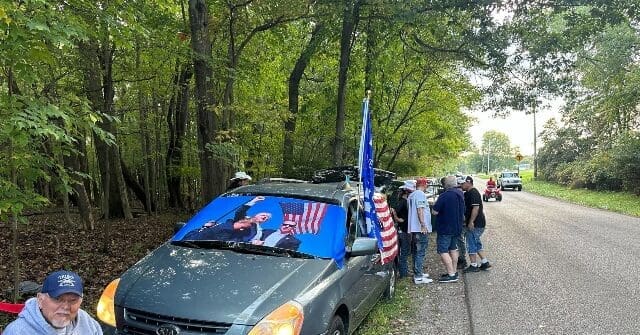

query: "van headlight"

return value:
[247, 301, 304, 335]
[96, 278, 120, 327]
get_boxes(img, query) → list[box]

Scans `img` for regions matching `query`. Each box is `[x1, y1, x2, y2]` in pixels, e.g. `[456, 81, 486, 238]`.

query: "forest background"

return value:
[1, 0, 640, 328]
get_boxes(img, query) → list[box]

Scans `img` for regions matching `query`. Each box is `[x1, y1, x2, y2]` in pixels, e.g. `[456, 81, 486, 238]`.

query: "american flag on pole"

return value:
[279, 202, 328, 234]
[373, 194, 399, 264]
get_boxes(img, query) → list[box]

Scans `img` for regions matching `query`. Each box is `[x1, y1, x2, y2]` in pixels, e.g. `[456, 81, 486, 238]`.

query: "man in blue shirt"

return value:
[432, 176, 465, 283]
[408, 178, 434, 284]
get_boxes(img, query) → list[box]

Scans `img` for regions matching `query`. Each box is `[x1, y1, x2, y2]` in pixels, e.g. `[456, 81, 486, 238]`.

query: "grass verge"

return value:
[354, 279, 412, 335]
[520, 170, 640, 217]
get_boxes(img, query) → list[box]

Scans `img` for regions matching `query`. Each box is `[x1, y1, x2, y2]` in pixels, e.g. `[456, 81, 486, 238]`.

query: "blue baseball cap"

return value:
[41, 270, 83, 298]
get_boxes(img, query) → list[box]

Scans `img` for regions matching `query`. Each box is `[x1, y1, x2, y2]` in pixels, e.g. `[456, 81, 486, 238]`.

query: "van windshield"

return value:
[172, 195, 348, 265]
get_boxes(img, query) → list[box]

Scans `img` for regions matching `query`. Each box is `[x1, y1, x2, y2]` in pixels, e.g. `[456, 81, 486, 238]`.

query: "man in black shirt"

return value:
[460, 176, 492, 272]
[391, 181, 412, 278]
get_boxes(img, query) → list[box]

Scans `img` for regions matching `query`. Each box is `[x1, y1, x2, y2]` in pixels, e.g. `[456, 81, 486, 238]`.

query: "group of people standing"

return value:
[391, 175, 492, 285]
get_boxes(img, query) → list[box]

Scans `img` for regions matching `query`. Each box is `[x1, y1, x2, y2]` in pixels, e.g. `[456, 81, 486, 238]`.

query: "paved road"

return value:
[389, 182, 640, 335]
[466, 186, 640, 334]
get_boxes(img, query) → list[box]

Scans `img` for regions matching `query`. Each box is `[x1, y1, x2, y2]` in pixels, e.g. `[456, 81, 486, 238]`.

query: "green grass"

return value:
[519, 170, 640, 217]
[354, 280, 412, 335]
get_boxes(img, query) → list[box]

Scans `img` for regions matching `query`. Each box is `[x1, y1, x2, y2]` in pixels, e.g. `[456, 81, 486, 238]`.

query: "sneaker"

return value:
[414, 276, 434, 284]
[463, 265, 480, 273]
[440, 272, 458, 278]
[422, 273, 430, 278]
[439, 274, 459, 283]
[479, 262, 492, 270]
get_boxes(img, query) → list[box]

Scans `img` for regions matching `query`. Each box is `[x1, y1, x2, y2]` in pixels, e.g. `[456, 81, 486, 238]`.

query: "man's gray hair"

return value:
[443, 175, 458, 189]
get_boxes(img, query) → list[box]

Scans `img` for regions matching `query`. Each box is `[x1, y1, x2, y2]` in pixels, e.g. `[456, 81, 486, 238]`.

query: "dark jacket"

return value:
[260, 229, 301, 251]
[183, 204, 259, 242]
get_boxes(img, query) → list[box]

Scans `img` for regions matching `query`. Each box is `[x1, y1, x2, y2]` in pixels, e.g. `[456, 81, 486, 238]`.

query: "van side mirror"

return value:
[347, 237, 379, 256]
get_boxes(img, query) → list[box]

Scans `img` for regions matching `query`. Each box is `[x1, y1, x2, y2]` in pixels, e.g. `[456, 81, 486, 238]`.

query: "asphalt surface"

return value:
[400, 182, 640, 335]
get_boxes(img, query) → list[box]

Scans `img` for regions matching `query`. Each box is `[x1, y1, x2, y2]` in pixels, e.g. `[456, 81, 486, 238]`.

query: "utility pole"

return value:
[533, 106, 538, 179]
[486, 141, 491, 175]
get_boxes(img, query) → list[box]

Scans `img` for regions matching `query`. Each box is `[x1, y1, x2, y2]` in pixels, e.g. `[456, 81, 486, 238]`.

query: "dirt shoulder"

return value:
[394, 234, 472, 335]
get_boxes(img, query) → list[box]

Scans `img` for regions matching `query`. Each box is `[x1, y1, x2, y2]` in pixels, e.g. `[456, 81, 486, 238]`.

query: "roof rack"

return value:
[256, 177, 308, 184]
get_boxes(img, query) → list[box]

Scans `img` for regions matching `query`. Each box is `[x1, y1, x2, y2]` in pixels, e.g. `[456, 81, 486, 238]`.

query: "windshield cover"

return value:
[173, 195, 347, 266]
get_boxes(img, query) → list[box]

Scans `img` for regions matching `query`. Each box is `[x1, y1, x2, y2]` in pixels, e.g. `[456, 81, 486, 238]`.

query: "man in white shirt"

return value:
[407, 178, 433, 284]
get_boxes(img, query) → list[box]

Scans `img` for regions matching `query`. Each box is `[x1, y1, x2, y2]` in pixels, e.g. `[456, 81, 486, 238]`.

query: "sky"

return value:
[468, 98, 563, 156]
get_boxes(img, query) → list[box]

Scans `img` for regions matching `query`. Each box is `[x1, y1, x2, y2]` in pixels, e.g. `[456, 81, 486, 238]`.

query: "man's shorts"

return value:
[466, 227, 485, 254]
[436, 233, 459, 254]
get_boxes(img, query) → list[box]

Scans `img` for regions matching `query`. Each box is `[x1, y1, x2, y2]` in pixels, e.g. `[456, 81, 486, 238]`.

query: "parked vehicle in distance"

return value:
[483, 185, 502, 202]
[96, 181, 397, 335]
[498, 171, 522, 191]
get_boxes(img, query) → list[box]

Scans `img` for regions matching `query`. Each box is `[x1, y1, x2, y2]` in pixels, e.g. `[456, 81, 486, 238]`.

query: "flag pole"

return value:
[356, 90, 371, 237]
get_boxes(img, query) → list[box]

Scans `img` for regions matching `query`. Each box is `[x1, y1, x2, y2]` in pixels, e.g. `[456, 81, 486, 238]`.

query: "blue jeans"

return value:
[466, 227, 485, 254]
[398, 232, 411, 277]
[412, 232, 428, 278]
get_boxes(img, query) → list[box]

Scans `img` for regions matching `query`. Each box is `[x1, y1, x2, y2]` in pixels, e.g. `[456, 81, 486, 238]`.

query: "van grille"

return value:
[121, 308, 232, 334]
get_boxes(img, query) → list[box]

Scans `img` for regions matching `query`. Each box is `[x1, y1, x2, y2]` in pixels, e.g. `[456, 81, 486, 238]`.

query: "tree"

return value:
[284, 23, 325, 177]
[482, 131, 512, 173]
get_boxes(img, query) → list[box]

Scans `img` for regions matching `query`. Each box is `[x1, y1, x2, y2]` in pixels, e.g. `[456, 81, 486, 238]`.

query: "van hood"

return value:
[115, 243, 336, 325]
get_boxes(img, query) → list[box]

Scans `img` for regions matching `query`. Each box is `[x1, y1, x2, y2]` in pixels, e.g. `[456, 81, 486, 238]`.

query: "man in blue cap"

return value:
[3, 270, 102, 335]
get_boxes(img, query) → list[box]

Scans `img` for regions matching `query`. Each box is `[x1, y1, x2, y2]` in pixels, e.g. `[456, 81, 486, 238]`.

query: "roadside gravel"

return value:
[393, 234, 473, 335]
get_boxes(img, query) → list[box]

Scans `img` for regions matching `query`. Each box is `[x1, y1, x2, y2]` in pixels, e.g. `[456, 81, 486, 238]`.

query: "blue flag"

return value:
[358, 96, 383, 249]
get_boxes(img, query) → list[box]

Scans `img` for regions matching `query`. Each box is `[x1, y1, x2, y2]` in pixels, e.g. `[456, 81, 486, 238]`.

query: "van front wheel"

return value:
[328, 316, 346, 335]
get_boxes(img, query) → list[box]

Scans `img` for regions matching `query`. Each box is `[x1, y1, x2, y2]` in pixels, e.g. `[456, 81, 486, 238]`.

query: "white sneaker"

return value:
[422, 273, 430, 278]
[414, 276, 434, 284]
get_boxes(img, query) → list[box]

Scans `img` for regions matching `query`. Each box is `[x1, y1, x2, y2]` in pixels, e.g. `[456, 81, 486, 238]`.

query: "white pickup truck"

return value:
[498, 171, 522, 191]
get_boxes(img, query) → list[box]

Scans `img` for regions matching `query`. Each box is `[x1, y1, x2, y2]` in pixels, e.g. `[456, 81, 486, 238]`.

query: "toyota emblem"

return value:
[156, 324, 181, 335]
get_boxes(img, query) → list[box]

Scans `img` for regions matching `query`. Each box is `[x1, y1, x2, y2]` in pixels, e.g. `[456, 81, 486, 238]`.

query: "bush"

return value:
[611, 133, 640, 195]
[579, 152, 622, 191]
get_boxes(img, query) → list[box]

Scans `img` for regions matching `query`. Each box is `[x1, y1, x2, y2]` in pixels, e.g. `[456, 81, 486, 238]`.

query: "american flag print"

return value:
[279, 202, 328, 234]
[373, 194, 399, 264]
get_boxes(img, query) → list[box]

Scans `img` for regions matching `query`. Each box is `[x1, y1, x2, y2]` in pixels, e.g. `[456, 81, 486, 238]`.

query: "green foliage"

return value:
[0, 96, 74, 218]
[521, 173, 640, 218]
[611, 133, 640, 195]
[354, 279, 412, 335]
[538, 122, 639, 194]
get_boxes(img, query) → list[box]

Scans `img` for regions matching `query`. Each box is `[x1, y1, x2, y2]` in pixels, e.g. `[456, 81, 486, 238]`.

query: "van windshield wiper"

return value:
[172, 240, 315, 259]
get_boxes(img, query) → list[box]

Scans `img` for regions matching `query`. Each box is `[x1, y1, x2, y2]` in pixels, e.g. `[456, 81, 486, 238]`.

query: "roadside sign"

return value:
[515, 153, 523, 162]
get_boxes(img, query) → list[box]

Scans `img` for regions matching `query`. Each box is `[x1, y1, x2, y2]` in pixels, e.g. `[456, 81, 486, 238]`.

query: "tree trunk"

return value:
[285, 24, 324, 176]
[136, 41, 153, 216]
[63, 142, 96, 230]
[333, 0, 361, 166]
[152, 89, 162, 210]
[8, 111, 20, 303]
[166, 64, 193, 209]
[189, 0, 227, 203]
[78, 38, 132, 220]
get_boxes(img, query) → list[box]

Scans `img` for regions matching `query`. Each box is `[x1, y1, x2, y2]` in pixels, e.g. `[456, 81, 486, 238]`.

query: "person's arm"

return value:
[233, 196, 266, 221]
[391, 207, 404, 223]
[431, 193, 443, 215]
[417, 207, 428, 233]
[467, 206, 479, 229]
[246, 196, 265, 206]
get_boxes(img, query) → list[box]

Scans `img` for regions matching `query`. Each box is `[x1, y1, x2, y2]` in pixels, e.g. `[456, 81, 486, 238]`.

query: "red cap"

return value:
[416, 178, 428, 187]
